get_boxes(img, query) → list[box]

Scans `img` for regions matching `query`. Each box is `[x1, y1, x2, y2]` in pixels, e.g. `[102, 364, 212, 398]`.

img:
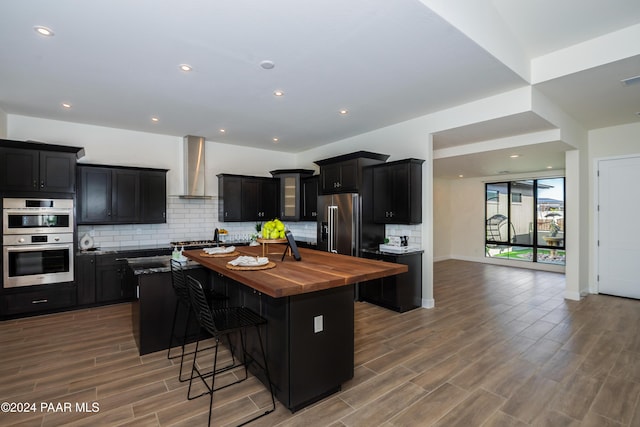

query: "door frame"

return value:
[593, 153, 640, 295]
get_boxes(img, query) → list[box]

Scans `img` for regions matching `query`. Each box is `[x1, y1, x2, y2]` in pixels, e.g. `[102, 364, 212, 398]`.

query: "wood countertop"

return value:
[183, 245, 408, 298]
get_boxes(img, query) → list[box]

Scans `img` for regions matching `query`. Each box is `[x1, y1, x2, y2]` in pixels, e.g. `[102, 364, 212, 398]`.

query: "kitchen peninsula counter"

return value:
[183, 245, 408, 412]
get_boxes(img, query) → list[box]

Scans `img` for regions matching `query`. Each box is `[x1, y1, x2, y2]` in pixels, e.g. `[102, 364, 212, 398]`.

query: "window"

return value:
[485, 178, 565, 265]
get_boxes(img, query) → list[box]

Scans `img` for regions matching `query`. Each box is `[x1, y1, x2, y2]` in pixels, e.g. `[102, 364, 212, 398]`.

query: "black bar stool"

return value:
[186, 275, 276, 426]
[167, 259, 228, 382]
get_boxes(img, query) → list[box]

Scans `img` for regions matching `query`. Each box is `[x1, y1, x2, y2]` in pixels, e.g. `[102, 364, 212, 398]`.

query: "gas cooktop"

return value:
[170, 240, 218, 248]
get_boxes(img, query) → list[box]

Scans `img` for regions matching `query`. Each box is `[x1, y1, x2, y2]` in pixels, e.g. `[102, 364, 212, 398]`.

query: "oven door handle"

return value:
[5, 243, 72, 253]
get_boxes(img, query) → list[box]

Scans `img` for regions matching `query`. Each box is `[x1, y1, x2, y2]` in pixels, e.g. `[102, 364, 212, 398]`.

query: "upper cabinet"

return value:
[140, 170, 167, 223]
[301, 175, 319, 221]
[315, 151, 389, 194]
[0, 147, 77, 194]
[77, 164, 167, 225]
[270, 169, 315, 221]
[370, 158, 424, 225]
[218, 174, 279, 222]
[241, 176, 278, 220]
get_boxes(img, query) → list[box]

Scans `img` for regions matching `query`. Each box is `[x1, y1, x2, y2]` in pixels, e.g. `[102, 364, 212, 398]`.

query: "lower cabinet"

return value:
[1, 283, 76, 317]
[77, 248, 170, 306]
[96, 254, 131, 303]
[359, 250, 423, 312]
[76, 254, 97, 305]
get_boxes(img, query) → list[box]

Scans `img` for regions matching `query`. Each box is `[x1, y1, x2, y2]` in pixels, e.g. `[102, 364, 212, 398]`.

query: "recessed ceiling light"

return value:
[179, 64, 192, 72]
[272, 137, 279, 143]
[151, 117, 159, 123]
[620, 75, 640, 87]
[260, 60, 275, 70]
[510, 154, 520, 158]
[339, 109, 349, 115]
[547, 166, 553, 169]
[273, 90, 284, 97]
[458, 174, 464, 178]
[61, 103, 72, 109]
[219, 129, 226, 133]
[34, 26, 54, 36]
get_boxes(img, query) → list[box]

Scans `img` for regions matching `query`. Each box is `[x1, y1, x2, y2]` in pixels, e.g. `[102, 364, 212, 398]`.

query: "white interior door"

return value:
[598, 156, 640, 299]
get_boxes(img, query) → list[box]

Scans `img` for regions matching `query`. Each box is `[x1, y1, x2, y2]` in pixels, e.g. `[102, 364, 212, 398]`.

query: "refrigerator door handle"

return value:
[328, 205, 338, 253]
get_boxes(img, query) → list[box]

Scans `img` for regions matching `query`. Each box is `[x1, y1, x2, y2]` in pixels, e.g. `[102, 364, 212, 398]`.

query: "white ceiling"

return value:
[1, 0, 639, 178]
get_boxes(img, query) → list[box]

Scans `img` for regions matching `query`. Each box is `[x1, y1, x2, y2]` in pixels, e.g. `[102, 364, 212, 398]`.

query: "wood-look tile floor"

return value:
[2, 259, 640, 426]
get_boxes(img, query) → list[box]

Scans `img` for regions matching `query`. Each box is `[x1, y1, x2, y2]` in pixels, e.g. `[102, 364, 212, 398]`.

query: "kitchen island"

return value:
[183, 245, 407, 412]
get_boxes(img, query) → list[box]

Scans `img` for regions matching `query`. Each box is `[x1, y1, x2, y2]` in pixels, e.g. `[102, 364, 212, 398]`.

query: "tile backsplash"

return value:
[77, 197, 317, 249]
[78, 197, 422, 250]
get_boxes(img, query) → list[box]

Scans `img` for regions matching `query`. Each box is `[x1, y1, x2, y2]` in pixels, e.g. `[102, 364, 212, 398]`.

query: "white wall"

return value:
[0, 109, 7, 138]
[433, 177, 452, 261]
[587, 122, 640, 293]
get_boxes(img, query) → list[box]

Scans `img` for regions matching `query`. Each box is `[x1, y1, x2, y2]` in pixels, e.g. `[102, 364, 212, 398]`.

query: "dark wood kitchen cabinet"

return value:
[76, 253, 97, 305]
[0, 147, 76, 193]
[314, 151, 389, 195]
[77, 165, 167, 225]
[242, 176, 278, 220]
[140, 170, 167, 223]
[78, 248, 170, 307]
[371, 158, 424, 225]
[270, 169, 315, 221]
[217, 174, 278, 222]
[360, 250, 423, 312]
[218, 174, 242, 221]
[96, 254, 129, 303]
[0, 283, 76, 317]
[301, 175, 319, 220]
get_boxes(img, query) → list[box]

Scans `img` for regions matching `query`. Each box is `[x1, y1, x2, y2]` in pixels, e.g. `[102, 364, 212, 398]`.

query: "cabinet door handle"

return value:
[33, 180, 38, 188]
[40, 181, 45, 188]
[32, 299, 48, 304]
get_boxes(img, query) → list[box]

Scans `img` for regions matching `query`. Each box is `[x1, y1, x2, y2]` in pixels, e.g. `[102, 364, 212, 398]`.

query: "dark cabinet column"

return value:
[40, 151, 76, 193]
[1, 148, 39, 191]
[112, 169, 140, 223]
[76, 254, 97, 305]
[140, 170, 167, 223]
[78, 166, 112, 223]
[218, 174, 242, 221]
[301, 175, 318, 221]
[371, 158, 424, 224]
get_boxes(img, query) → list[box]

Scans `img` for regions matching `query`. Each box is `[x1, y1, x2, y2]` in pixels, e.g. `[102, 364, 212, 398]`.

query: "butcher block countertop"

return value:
[183, 245, 408, 298]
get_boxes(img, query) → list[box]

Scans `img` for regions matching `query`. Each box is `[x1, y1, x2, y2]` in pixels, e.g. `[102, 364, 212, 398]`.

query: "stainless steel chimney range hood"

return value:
[178, 135, 211, 199]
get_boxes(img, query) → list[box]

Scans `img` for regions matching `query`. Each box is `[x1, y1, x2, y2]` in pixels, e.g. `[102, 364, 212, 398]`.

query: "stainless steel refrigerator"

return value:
[317, 193, 384, 257]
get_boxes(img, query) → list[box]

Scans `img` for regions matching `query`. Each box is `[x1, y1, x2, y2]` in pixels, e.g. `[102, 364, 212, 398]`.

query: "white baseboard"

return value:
[563, 290, 581, 301]
[422, 298, 435, 309]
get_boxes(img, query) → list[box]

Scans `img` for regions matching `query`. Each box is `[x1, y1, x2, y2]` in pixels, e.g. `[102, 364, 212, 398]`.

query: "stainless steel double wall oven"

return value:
[2, 198, 74, 288]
